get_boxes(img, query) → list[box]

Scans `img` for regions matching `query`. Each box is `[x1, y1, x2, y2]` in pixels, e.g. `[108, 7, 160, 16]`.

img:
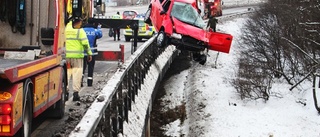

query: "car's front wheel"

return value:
[156, 31, 167, 48]
[144, 8, 151, 24]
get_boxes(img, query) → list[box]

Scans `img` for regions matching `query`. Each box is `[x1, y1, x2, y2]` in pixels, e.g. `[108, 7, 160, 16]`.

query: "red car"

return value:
[123, 10, 138, 19]
[144, 0, 233, 64]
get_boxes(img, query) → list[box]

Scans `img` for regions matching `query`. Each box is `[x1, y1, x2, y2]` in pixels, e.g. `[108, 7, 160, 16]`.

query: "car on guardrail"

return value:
[123, 14, 156, 42]
[144, 0, 233, 65]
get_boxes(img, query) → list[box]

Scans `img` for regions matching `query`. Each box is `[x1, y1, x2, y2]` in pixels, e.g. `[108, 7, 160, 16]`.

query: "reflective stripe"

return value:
[66, 38, 81, 40]
[66, 50, 84, 53]
[84, 52, 98, 56]
[88, 77, 93, 80]
[77, 29, 80, 39]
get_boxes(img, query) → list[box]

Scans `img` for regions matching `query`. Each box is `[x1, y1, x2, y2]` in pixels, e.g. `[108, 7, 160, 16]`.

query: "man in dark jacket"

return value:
[207, 16, 218, 32]
[82, 18, 103, 87]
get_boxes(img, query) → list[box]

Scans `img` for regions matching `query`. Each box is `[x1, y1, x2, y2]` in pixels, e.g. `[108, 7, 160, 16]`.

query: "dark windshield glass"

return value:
[171, 2, 206, 28]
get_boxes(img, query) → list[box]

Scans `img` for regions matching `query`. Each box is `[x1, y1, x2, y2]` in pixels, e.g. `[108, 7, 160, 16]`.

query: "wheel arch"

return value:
[23, 78, 34, 113]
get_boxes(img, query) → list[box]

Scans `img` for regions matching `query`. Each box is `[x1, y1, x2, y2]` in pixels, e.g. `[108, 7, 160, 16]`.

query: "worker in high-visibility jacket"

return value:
[112, 11, 122, 41]
[65, 19, 92, 101]
[82, 18, 103, 87]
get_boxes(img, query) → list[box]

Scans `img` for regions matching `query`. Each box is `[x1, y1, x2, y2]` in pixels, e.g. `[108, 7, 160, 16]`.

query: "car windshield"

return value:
[123, 11, 137, 16]
[171, 2, 206, 28]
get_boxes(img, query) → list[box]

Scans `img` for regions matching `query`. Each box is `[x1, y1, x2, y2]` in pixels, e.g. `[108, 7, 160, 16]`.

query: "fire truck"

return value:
[0, 0, 92, 136]
[203, 0, 222, 18]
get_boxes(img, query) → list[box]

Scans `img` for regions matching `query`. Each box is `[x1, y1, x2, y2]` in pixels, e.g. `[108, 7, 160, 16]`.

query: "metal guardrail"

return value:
[69, 36, 178, 137]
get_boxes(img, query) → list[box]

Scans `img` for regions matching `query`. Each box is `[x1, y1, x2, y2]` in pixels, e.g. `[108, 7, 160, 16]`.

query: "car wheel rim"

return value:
[157, 33, 164, 46]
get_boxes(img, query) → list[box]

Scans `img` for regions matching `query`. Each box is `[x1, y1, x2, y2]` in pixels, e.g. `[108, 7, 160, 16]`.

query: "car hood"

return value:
[172, 18, 208, 42]
[172, 17, 233, 53]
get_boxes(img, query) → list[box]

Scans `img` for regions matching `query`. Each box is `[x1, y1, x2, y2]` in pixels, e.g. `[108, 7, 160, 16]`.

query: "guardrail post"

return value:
[120, 44, 124, 63]
[129, 69, 135, 102]
[117, 85, 124, 134]
[111, 95, 118, 137]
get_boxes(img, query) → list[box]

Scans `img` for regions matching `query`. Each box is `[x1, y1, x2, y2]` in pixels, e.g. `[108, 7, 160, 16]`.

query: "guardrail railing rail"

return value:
[69, 36, 178, 137]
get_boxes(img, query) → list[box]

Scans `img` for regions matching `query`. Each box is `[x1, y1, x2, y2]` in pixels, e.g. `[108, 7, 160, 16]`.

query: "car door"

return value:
[161, 0, 174, 34]
[207, 32, 233, 53]
[150, 0, 163, 31]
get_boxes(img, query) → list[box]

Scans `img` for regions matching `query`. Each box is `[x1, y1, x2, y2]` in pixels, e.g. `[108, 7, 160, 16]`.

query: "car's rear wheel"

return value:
[156, 31, 167, 48]
[144, 8, 151, 24]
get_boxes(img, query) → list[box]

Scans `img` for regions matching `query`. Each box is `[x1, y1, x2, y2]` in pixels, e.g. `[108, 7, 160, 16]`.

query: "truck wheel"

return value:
[15, 80, 33, 137]
[156, 31, 167, 48]
[48, 69, 66, 118]
[144, 8, 151, 24]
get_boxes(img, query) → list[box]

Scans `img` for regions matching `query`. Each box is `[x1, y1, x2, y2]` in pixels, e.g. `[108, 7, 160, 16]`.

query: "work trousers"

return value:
[113, 28, 120, 40]
[83, 55, 96, 86]
[66, 58, 83, 93]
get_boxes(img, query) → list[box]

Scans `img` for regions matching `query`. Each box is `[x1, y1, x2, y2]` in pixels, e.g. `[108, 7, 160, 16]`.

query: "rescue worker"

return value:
[65, 19, 92, 101]
[82, 18, 103, 87]
[207, 15, 218, 32]
[112, 11, 122, 41]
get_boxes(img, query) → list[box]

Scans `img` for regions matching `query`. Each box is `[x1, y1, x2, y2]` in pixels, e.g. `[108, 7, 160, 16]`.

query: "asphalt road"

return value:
[31, 29, 147, 137]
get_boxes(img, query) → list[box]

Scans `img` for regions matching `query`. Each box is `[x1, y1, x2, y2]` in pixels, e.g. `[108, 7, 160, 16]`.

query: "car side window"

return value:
[162, 0, 171, 12]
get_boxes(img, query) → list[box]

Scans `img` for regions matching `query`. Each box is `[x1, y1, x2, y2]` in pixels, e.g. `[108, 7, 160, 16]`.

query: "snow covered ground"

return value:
[160, 14, 320, 137]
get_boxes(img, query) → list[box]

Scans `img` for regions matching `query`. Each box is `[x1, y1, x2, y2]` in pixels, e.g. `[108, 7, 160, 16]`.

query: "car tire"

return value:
[199, 54, 207, 65]
[144, 8, 151, 24]
[156, 31, 167, 48]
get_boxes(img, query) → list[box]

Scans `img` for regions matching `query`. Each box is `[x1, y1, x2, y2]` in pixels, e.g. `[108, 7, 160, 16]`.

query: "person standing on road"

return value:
[82, 18, 103, 87]
[207, 15, 218, 32]
[65, 19, 92, 101]
[112, 11, 122, 41]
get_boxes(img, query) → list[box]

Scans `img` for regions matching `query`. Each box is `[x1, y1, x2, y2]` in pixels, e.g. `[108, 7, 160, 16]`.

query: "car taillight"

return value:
[0, 104, 11, 115]
[0, 115, 11, 125]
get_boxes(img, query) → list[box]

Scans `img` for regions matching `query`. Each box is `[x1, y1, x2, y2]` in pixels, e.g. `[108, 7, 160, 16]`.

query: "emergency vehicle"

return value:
[203, 0, 222, 18]
[0, 0, 92, 136]
[124, 14, 156, 42]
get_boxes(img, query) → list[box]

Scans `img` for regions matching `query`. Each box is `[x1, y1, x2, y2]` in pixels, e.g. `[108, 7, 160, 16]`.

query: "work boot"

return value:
[87, 79, 93, 87]
[73, 92, 80, 101]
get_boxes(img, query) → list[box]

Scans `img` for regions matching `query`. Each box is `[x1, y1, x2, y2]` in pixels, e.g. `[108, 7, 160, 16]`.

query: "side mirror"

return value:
[72, 0, 83, 18]
[160, 10, 166, 15]
[41, 28, 54, 45]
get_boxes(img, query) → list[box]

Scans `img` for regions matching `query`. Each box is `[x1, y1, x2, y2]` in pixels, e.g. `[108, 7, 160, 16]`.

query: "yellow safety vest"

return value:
[65, 22, 92, 58]
[112, 14, 122, 19]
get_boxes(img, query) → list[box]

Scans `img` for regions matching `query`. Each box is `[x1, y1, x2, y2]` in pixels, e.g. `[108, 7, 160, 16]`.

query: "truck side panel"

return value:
[0, 0, 56, 49]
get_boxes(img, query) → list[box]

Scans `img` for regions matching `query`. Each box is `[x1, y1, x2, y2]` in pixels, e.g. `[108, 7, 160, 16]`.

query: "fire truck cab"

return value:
[0, 0, 91, 136]
[203, 0, 222, 18]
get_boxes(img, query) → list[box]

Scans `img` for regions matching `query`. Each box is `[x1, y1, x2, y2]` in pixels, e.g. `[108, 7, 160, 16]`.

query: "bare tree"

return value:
[233, 0, 320, 102]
